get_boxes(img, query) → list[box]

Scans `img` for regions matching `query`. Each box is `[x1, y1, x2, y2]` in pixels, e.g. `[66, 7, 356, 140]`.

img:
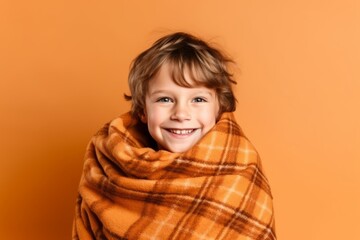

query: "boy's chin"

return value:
[158, 143, 194, 153]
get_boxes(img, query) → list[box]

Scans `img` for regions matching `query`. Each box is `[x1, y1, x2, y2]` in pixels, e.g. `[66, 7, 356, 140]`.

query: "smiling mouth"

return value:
[166, 129, 196, 135]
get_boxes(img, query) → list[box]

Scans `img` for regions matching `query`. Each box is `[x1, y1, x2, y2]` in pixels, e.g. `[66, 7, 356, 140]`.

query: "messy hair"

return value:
[124, 32, 237, 120]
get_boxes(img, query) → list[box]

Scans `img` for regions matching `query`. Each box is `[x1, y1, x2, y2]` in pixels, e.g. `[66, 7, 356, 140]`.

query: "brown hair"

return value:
[125, 32, 237, 120]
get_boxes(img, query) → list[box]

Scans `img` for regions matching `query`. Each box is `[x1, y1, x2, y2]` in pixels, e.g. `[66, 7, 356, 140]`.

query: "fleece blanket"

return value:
[73, 112, 276, 240]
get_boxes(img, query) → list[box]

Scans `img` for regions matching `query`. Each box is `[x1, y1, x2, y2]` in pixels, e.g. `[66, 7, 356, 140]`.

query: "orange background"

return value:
[1, 0, 359, 239]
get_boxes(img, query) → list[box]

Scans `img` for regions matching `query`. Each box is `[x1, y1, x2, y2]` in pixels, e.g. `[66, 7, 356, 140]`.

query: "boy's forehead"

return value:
[153, 61, 204, 86]
[147, 67, 215, 97]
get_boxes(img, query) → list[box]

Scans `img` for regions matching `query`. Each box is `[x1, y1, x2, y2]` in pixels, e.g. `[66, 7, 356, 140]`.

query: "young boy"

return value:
[73, 32, 276, 239]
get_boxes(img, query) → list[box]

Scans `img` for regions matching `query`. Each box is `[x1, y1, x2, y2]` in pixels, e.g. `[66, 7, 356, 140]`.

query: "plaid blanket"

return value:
[73, 112, 276, 240]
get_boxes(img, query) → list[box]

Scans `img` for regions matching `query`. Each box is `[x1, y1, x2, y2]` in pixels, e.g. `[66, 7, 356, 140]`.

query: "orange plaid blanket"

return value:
[73, 112, 276, 239]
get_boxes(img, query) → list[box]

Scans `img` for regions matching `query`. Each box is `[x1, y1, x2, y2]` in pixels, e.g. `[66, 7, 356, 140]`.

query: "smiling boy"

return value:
[73, 32, 276, 239]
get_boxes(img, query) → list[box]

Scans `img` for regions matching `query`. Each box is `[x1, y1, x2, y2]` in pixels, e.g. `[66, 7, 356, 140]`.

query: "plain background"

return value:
[1, 0, 359, 239]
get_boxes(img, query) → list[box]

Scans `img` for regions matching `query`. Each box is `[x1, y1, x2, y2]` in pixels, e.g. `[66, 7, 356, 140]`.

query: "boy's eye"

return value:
[192, 97, 207, 103]
[156, 97, 173, 103]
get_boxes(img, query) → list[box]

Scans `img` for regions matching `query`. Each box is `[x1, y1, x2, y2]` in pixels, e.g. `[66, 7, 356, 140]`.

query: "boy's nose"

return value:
[170, 103, 191, 121]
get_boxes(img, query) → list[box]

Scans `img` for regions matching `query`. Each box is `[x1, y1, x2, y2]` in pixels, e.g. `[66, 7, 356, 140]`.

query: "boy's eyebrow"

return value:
[196, 90, 215, 97]
[149, 89, 215, 97]
[149, 90, 169, 94]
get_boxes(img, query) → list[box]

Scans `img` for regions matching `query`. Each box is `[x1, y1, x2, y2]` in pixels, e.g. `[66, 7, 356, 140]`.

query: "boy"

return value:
[73, 32, 276, 239]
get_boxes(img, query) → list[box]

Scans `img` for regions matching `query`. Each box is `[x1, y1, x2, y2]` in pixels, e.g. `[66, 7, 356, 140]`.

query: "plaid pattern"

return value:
[73, 112, 276, 240]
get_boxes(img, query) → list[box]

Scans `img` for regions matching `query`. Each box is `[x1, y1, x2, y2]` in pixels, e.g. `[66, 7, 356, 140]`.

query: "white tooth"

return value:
[170, 129, 193, 135]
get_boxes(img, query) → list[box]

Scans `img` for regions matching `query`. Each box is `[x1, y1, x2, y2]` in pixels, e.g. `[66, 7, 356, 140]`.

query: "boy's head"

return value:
[125, 32, 237, 152]
[126, 32, 237, 119]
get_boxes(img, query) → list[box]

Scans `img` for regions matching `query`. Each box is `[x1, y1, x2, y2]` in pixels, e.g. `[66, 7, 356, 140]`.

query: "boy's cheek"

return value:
[143, 106, 163, 124]
[142, 102, 163, 123]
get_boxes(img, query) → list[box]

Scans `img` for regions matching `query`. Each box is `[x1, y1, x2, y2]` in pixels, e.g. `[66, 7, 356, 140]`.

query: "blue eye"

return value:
[156, 97, 173, 103]
[192, 97, 207, 103]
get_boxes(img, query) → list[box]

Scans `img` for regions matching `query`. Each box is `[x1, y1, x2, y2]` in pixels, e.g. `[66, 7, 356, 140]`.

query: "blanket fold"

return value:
[73, 112, 276, 240]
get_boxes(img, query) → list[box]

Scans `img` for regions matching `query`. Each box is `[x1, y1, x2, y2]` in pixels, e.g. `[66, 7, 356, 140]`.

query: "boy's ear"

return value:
[139, 111, 147, 123]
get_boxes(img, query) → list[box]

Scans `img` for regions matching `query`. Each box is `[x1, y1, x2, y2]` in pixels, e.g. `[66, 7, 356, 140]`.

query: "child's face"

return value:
[142, 63, 219, 153]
